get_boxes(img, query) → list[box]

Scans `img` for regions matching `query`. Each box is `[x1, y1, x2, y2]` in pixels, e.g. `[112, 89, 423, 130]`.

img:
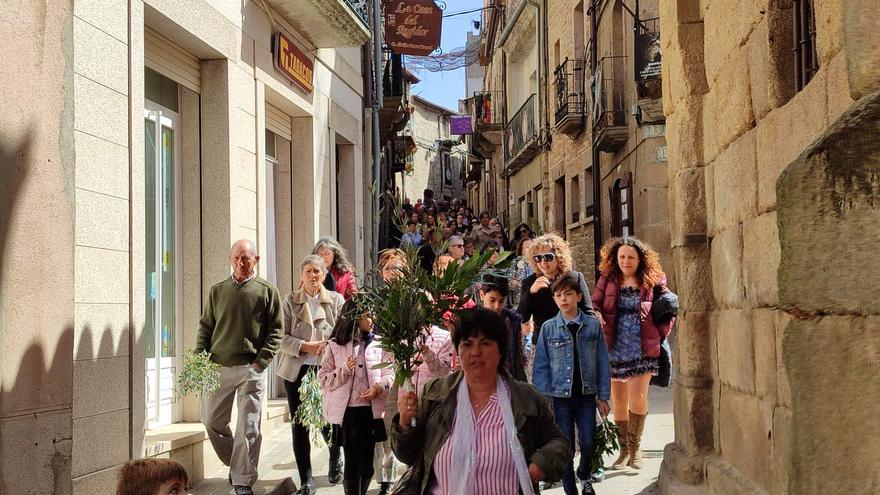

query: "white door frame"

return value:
[144, 100, 183, 428]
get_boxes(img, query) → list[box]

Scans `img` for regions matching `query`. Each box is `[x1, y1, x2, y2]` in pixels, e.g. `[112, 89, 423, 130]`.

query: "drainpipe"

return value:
[371, 0, 383, 267]
[590, 0, 602, 279]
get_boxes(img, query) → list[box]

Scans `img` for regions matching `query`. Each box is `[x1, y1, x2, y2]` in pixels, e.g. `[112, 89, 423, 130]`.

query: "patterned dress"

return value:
[608, 287, 659, 379]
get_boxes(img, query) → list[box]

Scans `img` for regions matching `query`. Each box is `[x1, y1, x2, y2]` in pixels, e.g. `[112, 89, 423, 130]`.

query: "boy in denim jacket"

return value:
[532, 271, 611, 495]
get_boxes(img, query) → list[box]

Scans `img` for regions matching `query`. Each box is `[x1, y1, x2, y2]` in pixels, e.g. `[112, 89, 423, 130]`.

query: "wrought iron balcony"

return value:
[592, 55, 628, 152]
[504, 94, 539, 173]
[379, 50, 409, 140]
[473, 91, 504, 131]
[264, 0, 370, 48]
[554, 58, 587, 134]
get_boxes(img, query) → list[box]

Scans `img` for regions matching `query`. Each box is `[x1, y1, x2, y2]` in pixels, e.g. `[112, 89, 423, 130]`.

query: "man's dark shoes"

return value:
[233, 486, 255, 495]
[328, 456, 343, 485]
[295, 479, 316, 495]
[581, 480, 596, 495]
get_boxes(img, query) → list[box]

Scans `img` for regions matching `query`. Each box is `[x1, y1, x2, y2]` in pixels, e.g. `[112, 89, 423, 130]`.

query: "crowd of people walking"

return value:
[157, 194, 675, 495]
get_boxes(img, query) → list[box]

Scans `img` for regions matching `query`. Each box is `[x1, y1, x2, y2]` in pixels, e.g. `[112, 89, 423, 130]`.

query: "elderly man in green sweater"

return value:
[196, 239, 284, 495]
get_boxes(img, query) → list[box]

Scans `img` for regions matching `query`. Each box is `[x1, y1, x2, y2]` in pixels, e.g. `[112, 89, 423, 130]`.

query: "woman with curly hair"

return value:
[518, 233, 594, 348]
[591, 237, 674, 472]
[313, 237, 358, 301]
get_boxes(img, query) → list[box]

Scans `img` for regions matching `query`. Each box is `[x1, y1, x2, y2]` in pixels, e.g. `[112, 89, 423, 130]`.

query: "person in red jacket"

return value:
[314, 237, 358, 301]
[591, 237, 674, 472]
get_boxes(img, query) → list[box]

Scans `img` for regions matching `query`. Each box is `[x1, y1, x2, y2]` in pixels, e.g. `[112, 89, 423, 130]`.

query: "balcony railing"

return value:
[473, 91, 504, 129]
[554, 58, 587, 133]
[592, 55, 628, 151]
[344, 0, 370, 27]
[383, 50, 405, 98]
[504, 94, 539, 172]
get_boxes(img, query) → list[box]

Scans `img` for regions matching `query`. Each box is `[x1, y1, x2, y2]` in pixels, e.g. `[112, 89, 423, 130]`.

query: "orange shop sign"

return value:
[273, 32, 313, 93]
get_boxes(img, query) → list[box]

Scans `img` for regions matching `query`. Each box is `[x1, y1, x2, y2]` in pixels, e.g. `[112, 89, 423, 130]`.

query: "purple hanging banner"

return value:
[449, 115, 473, 135]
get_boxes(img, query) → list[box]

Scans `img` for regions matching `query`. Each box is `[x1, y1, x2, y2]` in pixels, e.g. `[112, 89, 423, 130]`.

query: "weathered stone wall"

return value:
[661, 1, 880, 493]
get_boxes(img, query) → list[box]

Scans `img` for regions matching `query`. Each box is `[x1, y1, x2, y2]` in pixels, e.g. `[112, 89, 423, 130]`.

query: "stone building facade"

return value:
[1, 0, 375, 492]
[660, 0, 880, 493]
[400, 96, 468, 203]
[467, 0, 672, 282]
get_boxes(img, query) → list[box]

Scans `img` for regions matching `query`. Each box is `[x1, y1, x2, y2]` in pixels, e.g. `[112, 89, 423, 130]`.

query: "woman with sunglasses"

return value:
[518, 234, 594, 352]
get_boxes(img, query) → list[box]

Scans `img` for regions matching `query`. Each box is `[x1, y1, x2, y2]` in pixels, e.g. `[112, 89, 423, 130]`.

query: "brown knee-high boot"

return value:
[610, 420, 629, 470]
[627, 411, 647, 469]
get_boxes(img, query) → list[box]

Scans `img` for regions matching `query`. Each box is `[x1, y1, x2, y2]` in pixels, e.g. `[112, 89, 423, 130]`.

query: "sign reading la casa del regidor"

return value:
[273, 31, 313, 94]
[384, 0, 442, 56]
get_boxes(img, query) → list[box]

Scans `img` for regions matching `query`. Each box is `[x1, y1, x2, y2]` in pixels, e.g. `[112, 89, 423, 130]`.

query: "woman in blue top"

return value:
[532, 272, 611, 495]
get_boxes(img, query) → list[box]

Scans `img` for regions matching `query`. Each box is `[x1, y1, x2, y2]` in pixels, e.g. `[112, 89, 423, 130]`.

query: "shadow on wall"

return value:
[0, 131, 36, 492]
[0, 326, 75, 495]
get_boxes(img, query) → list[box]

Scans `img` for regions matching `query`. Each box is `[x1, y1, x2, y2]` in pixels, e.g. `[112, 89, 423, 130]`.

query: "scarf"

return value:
[448, 376, 536, 495]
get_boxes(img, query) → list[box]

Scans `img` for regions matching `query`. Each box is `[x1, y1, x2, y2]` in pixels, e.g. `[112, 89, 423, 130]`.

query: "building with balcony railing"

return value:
[465, 0, 670, 285]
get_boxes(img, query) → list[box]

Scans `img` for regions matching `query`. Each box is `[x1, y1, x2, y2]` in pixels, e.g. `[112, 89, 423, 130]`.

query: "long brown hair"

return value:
[598, 237, 664, 290]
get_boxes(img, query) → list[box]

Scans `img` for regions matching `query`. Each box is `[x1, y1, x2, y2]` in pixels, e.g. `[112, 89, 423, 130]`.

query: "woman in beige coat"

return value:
[276, 255, 345, 495]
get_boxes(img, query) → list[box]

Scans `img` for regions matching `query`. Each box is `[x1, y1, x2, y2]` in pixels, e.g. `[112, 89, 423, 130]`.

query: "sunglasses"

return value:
[532, 253, 556, 263]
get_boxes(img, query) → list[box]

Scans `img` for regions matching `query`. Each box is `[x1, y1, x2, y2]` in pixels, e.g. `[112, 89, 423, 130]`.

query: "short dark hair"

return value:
[452, 308, 509, 372]
[480, 273, 509, 297]
[406, 220, 416, 226]
[552, 271, 582, 295]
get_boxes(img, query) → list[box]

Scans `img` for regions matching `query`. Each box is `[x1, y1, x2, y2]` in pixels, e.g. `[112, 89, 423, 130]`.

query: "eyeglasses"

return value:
[519, 229, 529, 234]
[450, 244, 464, 248]
[532, 253, 556, 263]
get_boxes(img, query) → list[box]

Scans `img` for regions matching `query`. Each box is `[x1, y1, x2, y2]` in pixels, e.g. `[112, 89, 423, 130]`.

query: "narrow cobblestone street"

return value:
[191, 386, 672, 495]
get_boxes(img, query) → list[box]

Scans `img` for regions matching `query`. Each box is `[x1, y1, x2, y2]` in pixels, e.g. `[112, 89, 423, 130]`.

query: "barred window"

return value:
[793, 0, 819, 92]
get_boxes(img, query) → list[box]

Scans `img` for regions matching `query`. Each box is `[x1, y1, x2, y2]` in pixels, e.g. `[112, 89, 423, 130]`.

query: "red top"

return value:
[331, 267, 358, 301]
[590, 275, 675, 358]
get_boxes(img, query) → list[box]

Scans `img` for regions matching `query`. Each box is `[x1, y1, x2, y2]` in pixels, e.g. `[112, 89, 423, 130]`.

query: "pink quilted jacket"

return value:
[411, 325, 454, 396]
[319, 337, 393, 425]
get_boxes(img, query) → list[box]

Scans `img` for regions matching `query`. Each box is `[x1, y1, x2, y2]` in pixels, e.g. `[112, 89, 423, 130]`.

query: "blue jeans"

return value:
[552, 394, 597, 495]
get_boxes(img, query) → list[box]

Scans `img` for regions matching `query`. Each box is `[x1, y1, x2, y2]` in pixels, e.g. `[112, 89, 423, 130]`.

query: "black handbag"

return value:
[651, 338, 672, 387]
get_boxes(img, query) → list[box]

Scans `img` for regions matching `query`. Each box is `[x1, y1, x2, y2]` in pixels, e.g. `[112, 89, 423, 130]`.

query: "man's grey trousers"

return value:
[202, 364, 264, 487]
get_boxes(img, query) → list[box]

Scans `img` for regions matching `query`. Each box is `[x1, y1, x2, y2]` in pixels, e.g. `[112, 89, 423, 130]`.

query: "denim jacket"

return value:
[532, 312, 611, 400]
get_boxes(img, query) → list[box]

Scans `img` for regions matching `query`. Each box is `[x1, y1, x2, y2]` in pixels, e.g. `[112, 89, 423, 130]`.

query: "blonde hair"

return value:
[378, 248, 406, 270]
[527, 233, 573, 274]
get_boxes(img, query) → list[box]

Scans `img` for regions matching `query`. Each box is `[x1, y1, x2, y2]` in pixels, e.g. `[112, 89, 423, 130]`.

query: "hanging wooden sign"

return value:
[384, 0, 443, 56]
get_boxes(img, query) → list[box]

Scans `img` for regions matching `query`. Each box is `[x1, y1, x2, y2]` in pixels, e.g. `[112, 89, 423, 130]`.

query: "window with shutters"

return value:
[610, 173, 634, 237]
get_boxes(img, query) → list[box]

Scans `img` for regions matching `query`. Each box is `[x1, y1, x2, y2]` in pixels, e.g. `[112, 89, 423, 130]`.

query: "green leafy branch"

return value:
[591, 416, 621, 473]
[360, 193, 513, 387]
[177, 350, 221, 398]
[293, 368, 330, 447]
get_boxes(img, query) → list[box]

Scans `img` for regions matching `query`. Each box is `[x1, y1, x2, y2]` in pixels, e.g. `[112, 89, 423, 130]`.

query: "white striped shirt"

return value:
[430, 393, 519, 495]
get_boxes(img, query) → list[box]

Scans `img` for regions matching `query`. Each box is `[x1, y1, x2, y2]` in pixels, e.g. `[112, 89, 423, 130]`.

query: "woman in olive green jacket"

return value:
[391, 308, 572, 495]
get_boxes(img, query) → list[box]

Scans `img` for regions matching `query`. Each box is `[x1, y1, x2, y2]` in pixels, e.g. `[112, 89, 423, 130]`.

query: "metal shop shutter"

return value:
[265, 103, 292, 141]
[145, 27, 201, 93]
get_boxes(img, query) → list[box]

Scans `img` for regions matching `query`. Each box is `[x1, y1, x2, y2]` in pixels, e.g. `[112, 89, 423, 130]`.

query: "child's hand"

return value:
[346, 355, 357, 370]
[359, 383, 382, 399]
[597, 400, 610, 418]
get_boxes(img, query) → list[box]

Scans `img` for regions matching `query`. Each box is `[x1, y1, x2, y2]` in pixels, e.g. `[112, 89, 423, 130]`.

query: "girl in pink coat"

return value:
[319, 300, 393, 495]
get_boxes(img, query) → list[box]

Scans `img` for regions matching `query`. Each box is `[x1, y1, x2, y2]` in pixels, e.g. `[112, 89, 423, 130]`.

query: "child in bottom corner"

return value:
[319, 299, 393, 495]
[532, 271, 612, 495]
[116, 458, 189, 495]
